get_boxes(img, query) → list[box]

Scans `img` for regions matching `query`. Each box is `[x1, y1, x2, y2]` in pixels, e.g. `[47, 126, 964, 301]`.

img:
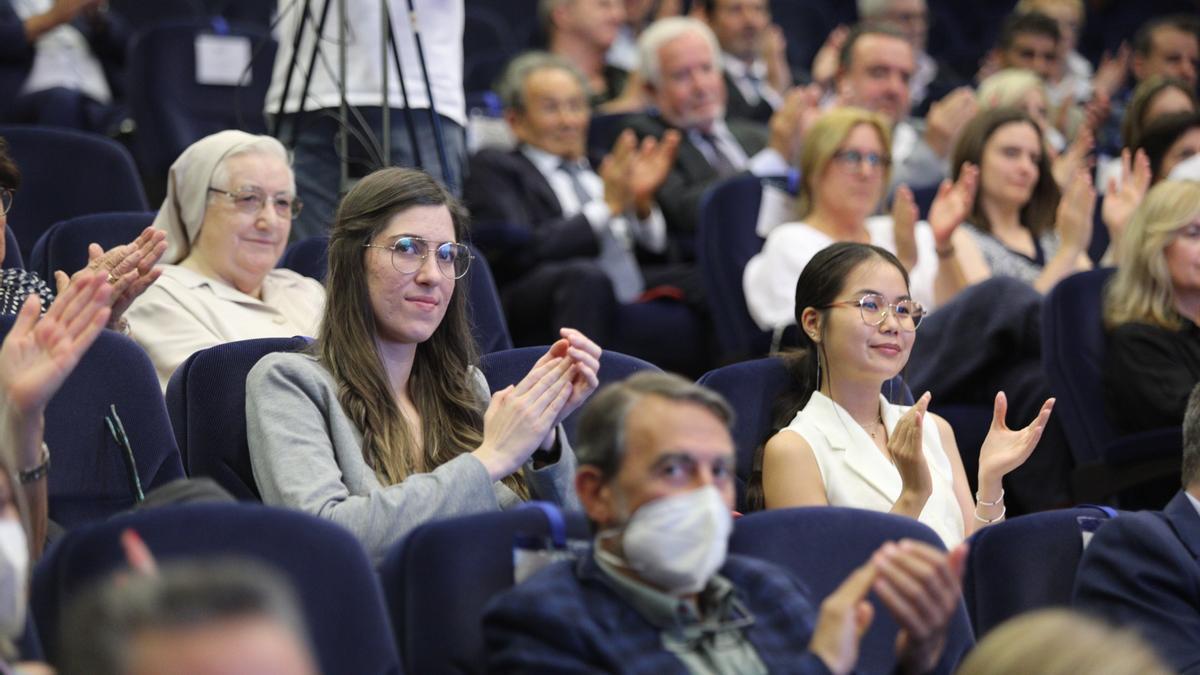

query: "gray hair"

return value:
[637, 16, 723, 88]
[1183, 383, 1200, 487]
[59, 558, 314, 675]
[575, 371, 735, 478]
[207, 135, 295, 195]
[496, 51, 592, 112]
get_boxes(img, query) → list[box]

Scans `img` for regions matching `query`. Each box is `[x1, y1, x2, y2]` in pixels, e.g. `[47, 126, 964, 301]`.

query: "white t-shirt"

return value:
[265, 0, 466, 127]
[11, 0, 112, 103]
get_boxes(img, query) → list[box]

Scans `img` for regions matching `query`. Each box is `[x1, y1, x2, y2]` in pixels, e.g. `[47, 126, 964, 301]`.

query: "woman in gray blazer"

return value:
[247, 168, 598, 564]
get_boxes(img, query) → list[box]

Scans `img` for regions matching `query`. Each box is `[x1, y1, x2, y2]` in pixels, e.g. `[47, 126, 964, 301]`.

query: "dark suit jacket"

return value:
[1073, 491, 1200, 674]
[723, 72, 774, 125]
[0, 1, 129, 121]
[623, 113, 768, 261]
[483, 552, 834, 674]
[462, 148, 600, 286]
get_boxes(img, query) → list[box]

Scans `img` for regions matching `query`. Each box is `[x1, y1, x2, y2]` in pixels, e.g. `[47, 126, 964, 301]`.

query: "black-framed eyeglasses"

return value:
[825, 293, 924, 331]
[364, 236, 473, 279]
[208, 186, 302, 219]
[832, 149, 891, 171]
[0, 188, 13, 216]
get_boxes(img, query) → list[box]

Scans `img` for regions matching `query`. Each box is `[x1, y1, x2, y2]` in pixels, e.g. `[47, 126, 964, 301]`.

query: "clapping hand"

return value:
[54, 226, 166, 330]
[1102, 147, 1151, 255]
[977, 392, 1055, 482]
[890, 392, 933, 509]
[475, 358, 574, 480]
[891, 185, 919, 272]
[1054, 170, 1097, 256]
[536, 328, 602, 429]
[877, 540, 968, 675]
[927, 163, 979, 248]
[0, 270, 111, 418]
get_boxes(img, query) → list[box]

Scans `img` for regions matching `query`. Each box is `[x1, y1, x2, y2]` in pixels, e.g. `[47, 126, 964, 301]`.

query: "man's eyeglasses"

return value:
[364, 236, 473, 279]
[825, 293, 924, 331]
[0, 189, 13, 216]
[208, 186, 302, 219]
[832, 150, 891, 172]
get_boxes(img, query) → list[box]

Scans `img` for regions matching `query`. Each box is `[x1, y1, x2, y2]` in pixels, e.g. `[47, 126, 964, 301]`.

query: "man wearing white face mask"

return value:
[484, 371, 968, 675]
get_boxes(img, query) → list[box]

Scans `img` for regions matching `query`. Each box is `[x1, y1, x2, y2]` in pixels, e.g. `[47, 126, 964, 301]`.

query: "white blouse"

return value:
[780, 391, 964, 548]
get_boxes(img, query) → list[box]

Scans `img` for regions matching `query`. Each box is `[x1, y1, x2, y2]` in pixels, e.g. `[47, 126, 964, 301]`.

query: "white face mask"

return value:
[598, 485, 732, 596]
[0, 519, 28, 640]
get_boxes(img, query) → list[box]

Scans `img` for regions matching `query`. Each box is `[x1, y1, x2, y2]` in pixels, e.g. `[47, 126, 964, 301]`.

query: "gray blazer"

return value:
[246, 352, 579, 565]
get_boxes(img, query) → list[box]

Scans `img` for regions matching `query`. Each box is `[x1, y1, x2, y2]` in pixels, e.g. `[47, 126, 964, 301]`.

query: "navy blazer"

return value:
[462, 147, 600, 287]
[1073, 491, 1200, 674]
[483, 552, 833, 674]
[623, 113, 768, 262]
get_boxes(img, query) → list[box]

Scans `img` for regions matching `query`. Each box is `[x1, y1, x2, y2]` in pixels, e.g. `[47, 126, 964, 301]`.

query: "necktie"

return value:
[559, 161, 645, 303]
[744, 71, 764, 105]
[700, 132, 739, 179]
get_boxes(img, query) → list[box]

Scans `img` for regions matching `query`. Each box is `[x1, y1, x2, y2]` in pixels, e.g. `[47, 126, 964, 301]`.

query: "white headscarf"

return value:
[153, 130, 288, 264]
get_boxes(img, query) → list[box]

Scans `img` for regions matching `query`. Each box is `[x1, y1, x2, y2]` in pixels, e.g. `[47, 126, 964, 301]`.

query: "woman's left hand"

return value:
[532, 328, 602, 440]
[977, 392, 1055, 482]
[54, 226, 167, 330]
[927, 163, 979, 248]
[891, 184, 919, 272]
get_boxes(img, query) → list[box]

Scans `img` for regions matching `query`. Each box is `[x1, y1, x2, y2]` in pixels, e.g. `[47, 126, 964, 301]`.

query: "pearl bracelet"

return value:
[974, 505, 1006, 524]
[976, 488, 1004, 508]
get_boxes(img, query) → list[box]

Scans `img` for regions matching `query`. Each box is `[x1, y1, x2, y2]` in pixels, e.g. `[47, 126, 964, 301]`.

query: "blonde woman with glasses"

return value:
[125, 130, 323, 389]
[743, 107, 978, 335]
[747, 243, 1054, 547]
[246, 168, 598, 564]
[1104, 180, 1200, 436]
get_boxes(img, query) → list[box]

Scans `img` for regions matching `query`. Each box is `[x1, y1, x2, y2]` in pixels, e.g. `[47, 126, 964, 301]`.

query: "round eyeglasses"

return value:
[0, 189, 13, 216]
[825, 293, 924, 331]
[208, 186, 302, 219]
[831, 149, 891, 172]
[364, 236, 473, 280]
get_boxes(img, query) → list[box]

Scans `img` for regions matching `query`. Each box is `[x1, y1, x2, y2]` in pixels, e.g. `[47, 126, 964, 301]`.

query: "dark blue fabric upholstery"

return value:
[587, 112, 634, 159]
[31, 502, 401, 674]
[127, 20, 277, 182]
[2, 226, 21, 269]
[697, 357, 913, 511]
[729, 506, 974, 674]
[165, 336, 312, 500]
[379, 506, 589, 674]
[0, 126, 147, 263]
[28, 211, 155, 282]
[696, 173, 771, 361]
[0, 317, 184, 528]
[964, 506, 1118, 637]
[278, 237, 513, 353]
[612, 299, 709, 378]
[478, 346, 659, 444]
[1043, 268, 1181, 501]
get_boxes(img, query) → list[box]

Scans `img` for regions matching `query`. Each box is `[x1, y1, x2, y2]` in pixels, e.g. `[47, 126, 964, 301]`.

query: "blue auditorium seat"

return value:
[2, 227, 21, 269]
[730, 506, 974, 674]
[0, 126, 148, 264]
[31, 502, 401, 674]
[964, 505, 1118, 637]
[0, 318, 184, 529]
[165, 336, 312, 500]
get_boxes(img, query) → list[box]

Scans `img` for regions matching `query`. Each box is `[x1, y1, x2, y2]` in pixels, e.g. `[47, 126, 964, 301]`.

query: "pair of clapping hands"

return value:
[53, 226, 167, 332]
[472, 329, 602, 481]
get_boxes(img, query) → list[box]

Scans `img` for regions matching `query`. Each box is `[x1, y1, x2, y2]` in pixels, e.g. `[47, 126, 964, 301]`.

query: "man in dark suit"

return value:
[694, 0, 793, 126]
[1073, 383, 1200, 674]
[483, 372, 968, 675]
[463, 52, 679, 347]
[623, 16, 808, 261]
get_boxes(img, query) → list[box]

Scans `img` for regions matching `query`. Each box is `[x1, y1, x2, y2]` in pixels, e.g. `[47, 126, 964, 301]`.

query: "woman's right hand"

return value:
[473, 357, 573, 481]
[1054, 170, 1096, 255]
[889, 393, 933, 510]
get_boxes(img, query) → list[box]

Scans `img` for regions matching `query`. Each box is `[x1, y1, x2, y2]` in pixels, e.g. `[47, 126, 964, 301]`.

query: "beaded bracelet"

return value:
[976, 488, 1004, 508]
[974, 505, 1006, 524]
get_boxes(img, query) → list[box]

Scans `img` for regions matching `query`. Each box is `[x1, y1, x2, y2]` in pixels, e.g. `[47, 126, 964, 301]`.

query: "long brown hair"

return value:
[951, 106, 1060, 237]
[317, 168, 527, 497]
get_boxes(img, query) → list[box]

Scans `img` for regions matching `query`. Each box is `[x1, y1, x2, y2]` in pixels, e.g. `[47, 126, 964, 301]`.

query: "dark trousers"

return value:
[502, 259, 618, 348]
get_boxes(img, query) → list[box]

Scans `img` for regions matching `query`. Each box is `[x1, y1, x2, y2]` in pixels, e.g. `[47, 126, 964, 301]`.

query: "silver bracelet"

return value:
[976, 488, 1004, 507]
[974, 504, 1006, 524]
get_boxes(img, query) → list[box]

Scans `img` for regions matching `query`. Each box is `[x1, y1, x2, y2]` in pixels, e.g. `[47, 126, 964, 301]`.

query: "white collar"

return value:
[722, 53, 767, 80]
[520, 143, 586, 175]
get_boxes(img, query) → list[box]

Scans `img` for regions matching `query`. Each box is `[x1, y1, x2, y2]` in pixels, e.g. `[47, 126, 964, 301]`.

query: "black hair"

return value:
[1137, 110, 1200, 182]
[998, 11, 1061, 50]
[0, 138, 21, 191]
[1133, 14, 1200, 58]
[744, 242, 910, 511]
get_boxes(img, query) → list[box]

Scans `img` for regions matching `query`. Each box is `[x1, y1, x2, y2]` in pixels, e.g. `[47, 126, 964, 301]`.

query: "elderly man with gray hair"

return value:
[1073, 382, 1200, 673]
[483, 371, 968, 675]
[621, 16, 815, 267]
[463, 51, 678, 347]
